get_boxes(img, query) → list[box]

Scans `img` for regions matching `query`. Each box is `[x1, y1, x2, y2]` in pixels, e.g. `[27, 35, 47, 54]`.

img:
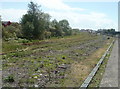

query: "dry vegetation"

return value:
[2, 32, 113, 87]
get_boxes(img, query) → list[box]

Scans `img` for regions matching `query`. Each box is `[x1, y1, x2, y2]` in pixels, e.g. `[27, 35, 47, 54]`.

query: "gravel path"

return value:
[100, 39, 118, 87]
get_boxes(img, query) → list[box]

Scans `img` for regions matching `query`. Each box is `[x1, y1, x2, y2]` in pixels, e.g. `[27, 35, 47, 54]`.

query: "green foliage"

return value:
[97, 29, 116, 36]
[2, 26, 17, 40]
[18, 38, 30, 43]
[49, 19, 73, 37]
[44, 31, 51, 39]
[21, 2, 50, 40]
[59, 19, 72, 36]
[72, 29, 80, 35]
[19, 78, 35, 84]
[50, 19, 63, 37]
[11, 52, 25, 57]
[4, 74, 15, 82]
[2, 23, 22, 40]
[2, 40, 25, 53]
[2, 32, 109, 87]
[2, 1, 80, 41]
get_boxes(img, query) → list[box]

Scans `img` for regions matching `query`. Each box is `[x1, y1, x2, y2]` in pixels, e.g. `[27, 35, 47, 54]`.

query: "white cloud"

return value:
[35, 0, 85, 11]
[0, 8, 27, 22]
[35, 0, 117, 30]
[0, 0, 117, 30]
[47, 11, 117, 30]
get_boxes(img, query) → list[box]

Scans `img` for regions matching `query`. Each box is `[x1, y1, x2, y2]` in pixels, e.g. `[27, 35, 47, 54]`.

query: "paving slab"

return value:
[100, 39, 118, 87]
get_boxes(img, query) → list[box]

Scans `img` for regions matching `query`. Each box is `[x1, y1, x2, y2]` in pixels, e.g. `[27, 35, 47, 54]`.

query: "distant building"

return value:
[2, 21, 12, 27]
[80, 29, 98, 35]
[80, 29, 88, 32]
[80, 29, 91, 32]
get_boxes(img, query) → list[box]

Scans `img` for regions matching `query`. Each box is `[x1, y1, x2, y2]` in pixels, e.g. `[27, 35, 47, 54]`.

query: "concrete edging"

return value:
[79, 39, 115, 89]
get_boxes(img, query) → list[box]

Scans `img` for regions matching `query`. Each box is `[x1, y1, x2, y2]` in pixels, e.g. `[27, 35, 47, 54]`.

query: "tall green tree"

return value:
[59, 19, 72, 36]
[50, 19, 63, 37]
[42, 13, 51, 38]
[21, 1, 46, 39]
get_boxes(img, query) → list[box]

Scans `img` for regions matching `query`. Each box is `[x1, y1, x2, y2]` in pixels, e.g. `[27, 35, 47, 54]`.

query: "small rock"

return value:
[37, 70, 41, 72]
[40, 74, 42, 76]
[38, 78, 41, 81]
[34, 76, 38, 79]
[35, 84, 39, 87]
[58, 64, 67, 69]
[18, 73, 21, 75]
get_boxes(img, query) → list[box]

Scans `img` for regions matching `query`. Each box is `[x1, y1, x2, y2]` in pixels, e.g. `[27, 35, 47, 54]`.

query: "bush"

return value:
[4, 74, 15, 82]
[2, 24, 21, 40]
[21, 2, 47, 40]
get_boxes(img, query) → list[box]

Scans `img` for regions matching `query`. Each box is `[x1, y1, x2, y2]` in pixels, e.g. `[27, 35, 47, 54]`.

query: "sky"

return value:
[0, 0, 119, 31]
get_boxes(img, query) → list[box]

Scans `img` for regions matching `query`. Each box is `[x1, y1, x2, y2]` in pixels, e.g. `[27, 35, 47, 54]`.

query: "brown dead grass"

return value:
[63, 39, 113, 87]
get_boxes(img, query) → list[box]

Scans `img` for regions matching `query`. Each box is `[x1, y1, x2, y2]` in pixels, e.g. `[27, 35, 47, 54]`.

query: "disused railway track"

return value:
[79, 39, 115, 89]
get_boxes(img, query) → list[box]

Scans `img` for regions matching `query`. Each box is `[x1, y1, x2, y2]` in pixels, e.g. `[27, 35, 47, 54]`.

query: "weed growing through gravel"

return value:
[2, 33, 112, 87]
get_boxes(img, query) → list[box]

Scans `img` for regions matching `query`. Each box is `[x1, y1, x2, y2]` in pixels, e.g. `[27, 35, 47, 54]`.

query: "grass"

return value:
[88, 42, 113, 88]
[2, 32, 113, 87]
[60, 38, 114, 87]
[88, 54, 110, 88]
[2, 40, 26, 53]
[0, 39, 2, 52]
[2, 33, 99, 53]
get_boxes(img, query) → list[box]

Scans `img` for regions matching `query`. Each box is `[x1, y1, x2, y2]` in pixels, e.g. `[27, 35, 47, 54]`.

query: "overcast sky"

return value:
[0, 0, 118, 31]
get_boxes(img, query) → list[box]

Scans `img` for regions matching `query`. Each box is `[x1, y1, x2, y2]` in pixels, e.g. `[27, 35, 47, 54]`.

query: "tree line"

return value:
[97, 29, 116, 36]
[2, 2, 80, 40]
[1, 2, 118, 40]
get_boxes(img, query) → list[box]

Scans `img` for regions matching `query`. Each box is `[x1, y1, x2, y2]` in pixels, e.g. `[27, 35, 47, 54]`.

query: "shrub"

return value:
[4, 74, 15, 82]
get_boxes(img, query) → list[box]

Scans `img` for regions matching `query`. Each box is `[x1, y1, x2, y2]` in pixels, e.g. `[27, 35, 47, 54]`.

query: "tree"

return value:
[20, 2, 74, 40]
[72, 28, 80, 35]
[2, 25, 18, 40]
[0, 16, 2, 39]
[97, 28, 116, 36]
[59, 19, 72, 36]
[50, 19, 63, 37]
[42, 13, 51, 30]
[21, 2, 46, 40]
[109, 28, 115, 35]
[41, 13, 51, 38]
